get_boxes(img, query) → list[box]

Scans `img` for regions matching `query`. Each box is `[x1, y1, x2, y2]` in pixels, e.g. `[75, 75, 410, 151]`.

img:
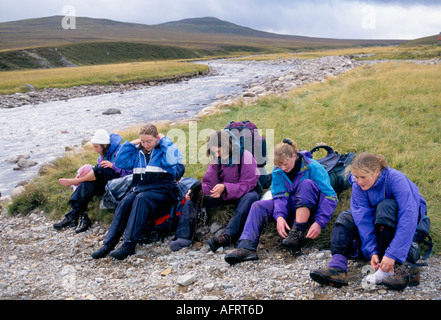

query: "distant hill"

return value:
[0, 16, 407, 70]
[0, 15, 405, 51]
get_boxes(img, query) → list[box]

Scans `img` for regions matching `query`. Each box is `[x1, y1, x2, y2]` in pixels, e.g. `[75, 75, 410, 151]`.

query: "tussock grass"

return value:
[7, 59, 441, 254]
[0, 60, 209, 95]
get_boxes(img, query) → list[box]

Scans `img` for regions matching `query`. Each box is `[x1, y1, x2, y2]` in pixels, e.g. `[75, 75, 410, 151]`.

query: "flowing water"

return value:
[0, 59, 297, 196]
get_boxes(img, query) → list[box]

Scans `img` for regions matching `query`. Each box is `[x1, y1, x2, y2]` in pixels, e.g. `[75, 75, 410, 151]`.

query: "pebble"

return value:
[0, 208, 440, 300]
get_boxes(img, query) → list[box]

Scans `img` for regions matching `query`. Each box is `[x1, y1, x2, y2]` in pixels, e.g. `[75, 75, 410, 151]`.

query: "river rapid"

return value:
[0, 59, 298, 196]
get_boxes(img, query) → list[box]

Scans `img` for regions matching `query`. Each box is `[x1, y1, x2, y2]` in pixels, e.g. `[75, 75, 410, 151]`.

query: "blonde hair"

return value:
[139, 124, 158, 138]
[346, 152, 388, 175]
[274, 138, 299, 166]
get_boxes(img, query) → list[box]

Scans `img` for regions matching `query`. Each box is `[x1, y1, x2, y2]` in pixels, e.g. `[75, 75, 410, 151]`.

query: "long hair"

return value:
[274, 138, 299, 166]
[345, 152, 388, 175]
[206, 130, 233, 160]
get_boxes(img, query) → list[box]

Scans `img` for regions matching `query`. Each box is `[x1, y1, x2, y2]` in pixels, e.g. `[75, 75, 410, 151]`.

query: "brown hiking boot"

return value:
[382, 263, 420, 290]
[207, 234, 232, 252]
[225, 248, 258, 265]
[310, 267, 348, 288]
[282, 226, 305, 255]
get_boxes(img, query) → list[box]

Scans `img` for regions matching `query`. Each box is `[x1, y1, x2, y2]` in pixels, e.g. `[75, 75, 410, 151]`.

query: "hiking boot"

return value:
[382, 263, 420, 290]
[310, 267, 348, 288]
[109, 243, 136, 260]
[53, 215, 77, 230]
[282, 226, 305, 255]
[225, 248, 258, 265]
[207, 234, 232, 253]
[91, 244, 114, 259]
[75, 213, 91, 233]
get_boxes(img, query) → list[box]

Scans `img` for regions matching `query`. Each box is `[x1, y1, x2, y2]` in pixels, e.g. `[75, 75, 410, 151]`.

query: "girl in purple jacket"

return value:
[170, 130, 260, 252]
[225, 138, 337, 265]
[310, 153, 427, 290]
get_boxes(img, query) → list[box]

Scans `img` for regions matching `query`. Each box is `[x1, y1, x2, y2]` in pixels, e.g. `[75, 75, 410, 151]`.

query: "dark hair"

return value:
[206, 130, 233, 158]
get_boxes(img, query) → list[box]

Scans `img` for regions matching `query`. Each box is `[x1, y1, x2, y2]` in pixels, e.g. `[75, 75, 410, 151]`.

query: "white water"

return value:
[0, 59, 297, 196]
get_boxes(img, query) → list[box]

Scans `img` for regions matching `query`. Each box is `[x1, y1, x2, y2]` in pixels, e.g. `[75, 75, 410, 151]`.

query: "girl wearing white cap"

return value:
[54, 129, 132, 233]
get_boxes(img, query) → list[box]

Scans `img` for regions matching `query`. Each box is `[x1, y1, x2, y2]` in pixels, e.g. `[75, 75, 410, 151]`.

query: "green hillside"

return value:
[0, 16, 408, 71]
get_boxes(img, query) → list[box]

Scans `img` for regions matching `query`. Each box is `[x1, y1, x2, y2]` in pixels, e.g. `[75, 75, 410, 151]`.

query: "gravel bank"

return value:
[1, 208, 439, 301]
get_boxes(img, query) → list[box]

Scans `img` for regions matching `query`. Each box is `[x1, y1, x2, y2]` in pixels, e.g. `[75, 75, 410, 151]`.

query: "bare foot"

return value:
[59, 178, 76, 187]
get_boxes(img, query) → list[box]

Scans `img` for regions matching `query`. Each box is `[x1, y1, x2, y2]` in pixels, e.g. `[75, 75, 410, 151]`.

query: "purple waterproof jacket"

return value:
[202, 149, 259, 200]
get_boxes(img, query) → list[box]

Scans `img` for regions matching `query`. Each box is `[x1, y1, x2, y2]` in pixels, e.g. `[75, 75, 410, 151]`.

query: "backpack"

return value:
[225, 120, 271, 190]
[407, 215, 433, 264]
[310, 145, 355, 197]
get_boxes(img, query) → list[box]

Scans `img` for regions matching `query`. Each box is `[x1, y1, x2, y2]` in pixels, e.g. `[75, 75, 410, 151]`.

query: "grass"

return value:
[235, 45, 441, 61]
[6, 56, 441, 255]
[0, 60, 209, 95]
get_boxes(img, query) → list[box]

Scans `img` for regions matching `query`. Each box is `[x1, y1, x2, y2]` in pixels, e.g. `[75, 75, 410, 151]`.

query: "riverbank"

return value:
[1, 55, 440, 301]
[0, 208, 440, 300]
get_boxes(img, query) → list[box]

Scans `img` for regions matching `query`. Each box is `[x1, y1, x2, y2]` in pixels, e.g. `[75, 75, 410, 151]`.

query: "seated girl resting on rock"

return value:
[310, 153, 427, 290]
[54, 129, 131, 233]
[225, 138, 338, 265]
[170, 130, 260, 253]
[91, 123, 184, 260]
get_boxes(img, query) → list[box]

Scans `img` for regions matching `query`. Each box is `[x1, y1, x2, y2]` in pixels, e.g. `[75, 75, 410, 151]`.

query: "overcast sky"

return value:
[1, 0, 440, 39]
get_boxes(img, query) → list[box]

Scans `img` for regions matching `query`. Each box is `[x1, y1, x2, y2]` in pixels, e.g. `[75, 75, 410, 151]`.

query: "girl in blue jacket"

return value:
[225, 139, 338, 265]
[54, 129, 131, 233]
[310, 152, 427, 290]
[91, 124, 184, 260]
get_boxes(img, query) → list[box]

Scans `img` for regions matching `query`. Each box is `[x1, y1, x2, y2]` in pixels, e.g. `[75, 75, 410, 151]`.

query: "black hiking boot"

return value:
[207, 234, 232, 253]
[75, 213, 91, 233]
[91, 244, 114, 259]
[281, 226, 305, 255]
[310, 267, 348, 288]
[109, 243, 136, 260]
[225, 248, 258, 265]
[53, 212, 78, 230]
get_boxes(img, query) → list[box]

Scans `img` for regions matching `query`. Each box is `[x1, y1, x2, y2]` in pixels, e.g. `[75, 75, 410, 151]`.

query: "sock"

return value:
[294, 221, 307, 232]
[328, 253, 348, 273]
[170, 238, 192, 252]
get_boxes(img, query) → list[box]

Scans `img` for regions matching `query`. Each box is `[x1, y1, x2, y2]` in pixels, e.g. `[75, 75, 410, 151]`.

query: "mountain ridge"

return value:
[0, 15, 406, 51]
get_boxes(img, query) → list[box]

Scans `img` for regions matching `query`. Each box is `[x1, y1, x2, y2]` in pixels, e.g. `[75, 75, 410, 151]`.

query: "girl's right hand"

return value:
[276, 217, 291, 238]
[185, 190, 192, 201]
[131, 139, 141, 145]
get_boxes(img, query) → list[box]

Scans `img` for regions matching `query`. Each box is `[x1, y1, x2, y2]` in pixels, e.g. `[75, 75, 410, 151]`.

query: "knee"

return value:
[334, 210, 356, 230]
[375, 199, 398, 228]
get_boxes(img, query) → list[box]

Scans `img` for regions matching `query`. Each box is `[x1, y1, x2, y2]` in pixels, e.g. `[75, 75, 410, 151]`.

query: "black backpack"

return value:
[410, 215, 433, 263]
[310, 145, 355, 197]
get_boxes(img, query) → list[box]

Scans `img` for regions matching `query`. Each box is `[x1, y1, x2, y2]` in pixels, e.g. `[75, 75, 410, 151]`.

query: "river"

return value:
[0, 59, 297, 196]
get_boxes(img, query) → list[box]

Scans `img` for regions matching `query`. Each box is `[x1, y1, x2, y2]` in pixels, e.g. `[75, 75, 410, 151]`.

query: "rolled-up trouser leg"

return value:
[330, 210, 360, 258]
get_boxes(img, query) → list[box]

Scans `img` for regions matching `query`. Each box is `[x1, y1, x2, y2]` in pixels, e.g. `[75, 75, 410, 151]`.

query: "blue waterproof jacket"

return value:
[271, 151, 337, 229]
[349, 166, 427, 263]
[114, 136, 184, 193]
[97, 133, 132, 177]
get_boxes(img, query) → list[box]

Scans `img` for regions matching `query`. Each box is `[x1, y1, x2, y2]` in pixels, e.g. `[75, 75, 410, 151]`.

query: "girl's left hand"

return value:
[100, 160, 113, 168]
[306, 222, 321, 239]
[380, 256, 396, 273]
[210, 184, 225, 198]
